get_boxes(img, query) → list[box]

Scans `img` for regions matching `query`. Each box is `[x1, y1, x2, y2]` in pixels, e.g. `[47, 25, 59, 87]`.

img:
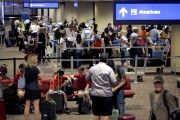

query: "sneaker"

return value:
[63, 108, 71, 114]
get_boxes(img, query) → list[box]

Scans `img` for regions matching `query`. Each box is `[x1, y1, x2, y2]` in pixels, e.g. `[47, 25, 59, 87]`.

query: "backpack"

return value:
[163, 90, 180, 120]
[61, 82, 74, 95]
[78, 96, 91, 114]
[114, 65, 127, 86]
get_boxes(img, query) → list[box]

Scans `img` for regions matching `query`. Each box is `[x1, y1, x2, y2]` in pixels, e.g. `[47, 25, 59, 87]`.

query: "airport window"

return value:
[4, 2, 37, 16]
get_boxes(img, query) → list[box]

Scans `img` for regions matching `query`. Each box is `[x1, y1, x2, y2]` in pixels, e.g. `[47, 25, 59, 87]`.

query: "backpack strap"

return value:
[163, 90, 170, 119]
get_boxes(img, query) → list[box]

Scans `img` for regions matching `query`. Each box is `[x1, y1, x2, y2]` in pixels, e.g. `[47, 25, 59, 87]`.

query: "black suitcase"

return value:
[130, 58, 145, 67]
[4, 38, 12, 47]
[40, 99, 57, 120]
[49, 73, 64, 113]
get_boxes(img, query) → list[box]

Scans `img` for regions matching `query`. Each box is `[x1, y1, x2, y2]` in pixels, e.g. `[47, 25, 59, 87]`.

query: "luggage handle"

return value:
[58, 73, 59, 91]
[52, 73, 60, 92]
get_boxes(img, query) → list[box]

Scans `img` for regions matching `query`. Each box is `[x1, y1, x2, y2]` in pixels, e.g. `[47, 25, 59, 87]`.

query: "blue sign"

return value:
[115, 4, 180, 20]
[24, 3, 59, 9]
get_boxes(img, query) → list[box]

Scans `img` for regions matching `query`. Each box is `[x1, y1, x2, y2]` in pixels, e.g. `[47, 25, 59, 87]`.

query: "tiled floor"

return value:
[1, 46, 180, 120]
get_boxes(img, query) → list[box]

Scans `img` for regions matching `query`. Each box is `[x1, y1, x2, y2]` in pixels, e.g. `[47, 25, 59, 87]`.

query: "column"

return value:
[171, 25, 180, 72]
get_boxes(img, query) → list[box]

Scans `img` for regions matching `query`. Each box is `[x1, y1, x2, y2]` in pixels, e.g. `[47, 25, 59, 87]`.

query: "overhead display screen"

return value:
[24, 3, 59, 8]
[114, 3, 180, 24]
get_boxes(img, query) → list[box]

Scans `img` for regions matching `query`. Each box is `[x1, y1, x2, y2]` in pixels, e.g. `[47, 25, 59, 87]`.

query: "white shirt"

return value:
[74, 41, 83, 49]
[59, 37, 67, 51]
[65, 28, 77, 42]
[121, 35, 129, 48]
[14, 20, 19, 26]
[30, 24, 37, 33]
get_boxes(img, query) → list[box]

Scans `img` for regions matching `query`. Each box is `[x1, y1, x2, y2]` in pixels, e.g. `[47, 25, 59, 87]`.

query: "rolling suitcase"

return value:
[40, 99, 57, 120]
[0, 99, 6, 120]
[4, 38, 12, 47]
[118, 114, 136, 120]
[49, 73, 64, 113]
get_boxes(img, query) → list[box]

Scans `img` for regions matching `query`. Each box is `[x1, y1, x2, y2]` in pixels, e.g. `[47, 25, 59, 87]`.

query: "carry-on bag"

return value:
[40, 98, 57, 120]
[49, 73, 64, 113]
[78, 96, 91, 114]
[110, 108, 119, 120]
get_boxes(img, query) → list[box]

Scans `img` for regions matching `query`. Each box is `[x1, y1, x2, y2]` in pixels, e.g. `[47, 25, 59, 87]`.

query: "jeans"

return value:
[76, 49, 82, 67]
[121, 49, 126, 65]
[113, 89, 125, 115]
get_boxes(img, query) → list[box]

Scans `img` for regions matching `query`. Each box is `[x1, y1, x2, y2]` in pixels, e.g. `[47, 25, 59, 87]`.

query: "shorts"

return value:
[91, 96, 113, 116]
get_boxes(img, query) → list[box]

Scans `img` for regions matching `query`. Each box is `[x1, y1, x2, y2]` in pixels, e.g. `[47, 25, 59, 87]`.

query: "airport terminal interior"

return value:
[0, 0, 180, 120]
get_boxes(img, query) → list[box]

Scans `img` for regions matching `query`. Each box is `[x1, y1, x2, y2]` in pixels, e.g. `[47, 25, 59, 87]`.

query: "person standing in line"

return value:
[149, 76, 177, 120]
[37, 27, 47, 63]
[24, 53, 42, 120]
[107, 60, 126, 116]
[72, 34, 83, 68]
[86, 53, 117, 120]
[0, 19, 5, 47]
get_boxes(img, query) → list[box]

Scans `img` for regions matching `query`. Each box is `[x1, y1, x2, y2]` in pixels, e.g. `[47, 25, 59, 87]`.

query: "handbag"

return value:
[17, 76, 25, 89]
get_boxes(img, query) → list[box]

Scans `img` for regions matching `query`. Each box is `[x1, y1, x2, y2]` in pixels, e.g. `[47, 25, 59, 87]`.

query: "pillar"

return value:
[171, 25, 180, 72]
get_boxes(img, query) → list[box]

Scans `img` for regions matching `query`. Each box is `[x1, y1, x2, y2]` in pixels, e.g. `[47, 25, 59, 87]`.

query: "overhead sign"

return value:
[24, 3, 59, 9]
[115, 4, 180, 20]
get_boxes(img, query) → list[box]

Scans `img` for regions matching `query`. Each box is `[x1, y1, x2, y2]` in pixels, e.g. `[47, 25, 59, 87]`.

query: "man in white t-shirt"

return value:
[130, 27, 139, 57]
[59, 33, 69, 68]
[65, 25, 77, 47]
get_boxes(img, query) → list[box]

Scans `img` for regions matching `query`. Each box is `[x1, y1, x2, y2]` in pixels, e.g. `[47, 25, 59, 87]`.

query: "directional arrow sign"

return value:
[119, 7, 128, 17]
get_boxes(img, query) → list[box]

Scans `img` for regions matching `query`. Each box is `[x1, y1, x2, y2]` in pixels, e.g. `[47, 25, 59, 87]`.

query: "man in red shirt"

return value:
[70, 66, 91, 99]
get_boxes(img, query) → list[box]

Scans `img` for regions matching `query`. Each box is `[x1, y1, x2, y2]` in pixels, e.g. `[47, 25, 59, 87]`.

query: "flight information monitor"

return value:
[24, 3, 59, 9]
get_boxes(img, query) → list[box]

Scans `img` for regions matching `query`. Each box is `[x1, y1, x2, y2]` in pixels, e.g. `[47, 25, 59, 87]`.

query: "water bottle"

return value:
[30, 106, 34, 113]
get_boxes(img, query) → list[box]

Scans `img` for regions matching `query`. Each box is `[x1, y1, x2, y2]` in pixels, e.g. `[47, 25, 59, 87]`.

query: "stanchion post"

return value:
[134, 55, 138, 83]
[56, 45, 58, 66]
[59, 46, 62, 69]
[13, 58, 16, 76]
[71, 56, 73, 74]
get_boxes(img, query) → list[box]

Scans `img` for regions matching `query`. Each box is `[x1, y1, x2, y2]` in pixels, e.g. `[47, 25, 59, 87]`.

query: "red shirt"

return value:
[49, 74, 68, 91]
[74, 73, 91, 90]
[13, 72, 21, 83]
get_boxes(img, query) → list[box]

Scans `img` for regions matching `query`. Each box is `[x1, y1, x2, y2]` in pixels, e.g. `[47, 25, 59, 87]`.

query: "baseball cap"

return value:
[153, 76, 164, 83]
[94, 34, 101, 40]
[133, 27, 138, 30]
[56, 69, 64, 76]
